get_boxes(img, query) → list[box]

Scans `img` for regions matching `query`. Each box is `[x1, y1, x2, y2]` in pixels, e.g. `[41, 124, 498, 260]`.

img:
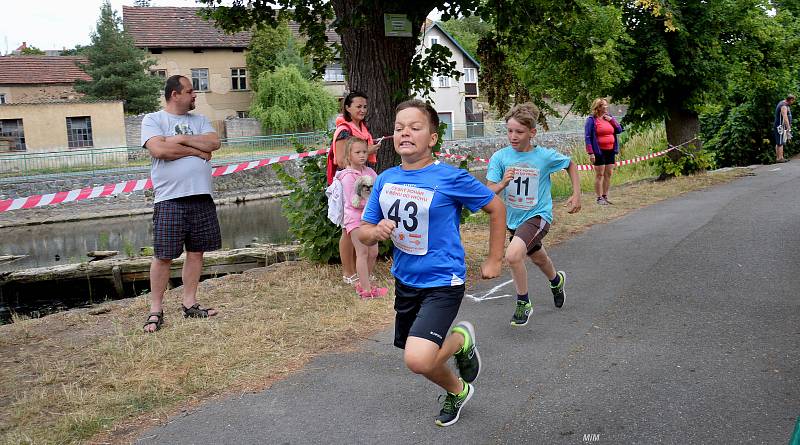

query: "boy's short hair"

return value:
[343, 136, 368, 165]
[395, 99, 440, 131]
[787, 94, 796, 102]
[504, 103, 540, 130]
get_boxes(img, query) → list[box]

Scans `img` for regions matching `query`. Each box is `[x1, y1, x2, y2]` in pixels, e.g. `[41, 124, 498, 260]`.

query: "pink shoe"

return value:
[370, 287, 388, 297]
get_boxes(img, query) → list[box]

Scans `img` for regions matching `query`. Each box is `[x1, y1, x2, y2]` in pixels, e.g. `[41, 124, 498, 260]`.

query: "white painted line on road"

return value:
[466, 279, 514, 302]
[769, 167, 782, 171]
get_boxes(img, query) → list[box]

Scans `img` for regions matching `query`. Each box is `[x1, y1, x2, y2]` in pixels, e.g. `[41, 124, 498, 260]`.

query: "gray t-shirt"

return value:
[141, 110, 216, 203]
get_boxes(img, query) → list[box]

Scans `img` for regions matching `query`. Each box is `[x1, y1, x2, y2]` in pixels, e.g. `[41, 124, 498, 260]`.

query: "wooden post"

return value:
[111, 266, 124, 298]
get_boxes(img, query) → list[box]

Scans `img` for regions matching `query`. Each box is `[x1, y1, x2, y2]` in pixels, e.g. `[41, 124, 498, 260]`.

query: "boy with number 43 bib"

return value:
[358, 99, 506, 427]
[487, 103, 582, 327]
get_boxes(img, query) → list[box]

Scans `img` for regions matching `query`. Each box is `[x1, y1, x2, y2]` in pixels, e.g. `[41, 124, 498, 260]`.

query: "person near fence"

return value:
[358, 99, 505, 427]
[584, 98, 624, 205]
[487, 102, 582, 327]
[773, 94, 795, 163]
[335, 136, 386, 299]
[140, 74, 221, 333]
[326, 91, 381, 285]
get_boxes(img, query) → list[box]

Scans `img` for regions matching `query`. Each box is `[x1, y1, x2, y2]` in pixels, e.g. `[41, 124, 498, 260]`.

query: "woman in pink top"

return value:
[336, 136, 387, 299]
[584, 98, 624, 205]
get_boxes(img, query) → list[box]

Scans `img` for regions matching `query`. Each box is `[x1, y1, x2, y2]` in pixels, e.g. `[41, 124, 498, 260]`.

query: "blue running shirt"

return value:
[487, 146, 571, 229]
[362, 161, 494, 288]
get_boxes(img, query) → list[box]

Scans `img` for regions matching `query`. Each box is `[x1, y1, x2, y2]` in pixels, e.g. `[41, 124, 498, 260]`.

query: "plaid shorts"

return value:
[153, 194, 221, 260]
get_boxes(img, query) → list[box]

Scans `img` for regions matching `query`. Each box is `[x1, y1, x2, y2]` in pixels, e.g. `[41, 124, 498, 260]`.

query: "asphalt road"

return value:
[137, 163, 800, 445]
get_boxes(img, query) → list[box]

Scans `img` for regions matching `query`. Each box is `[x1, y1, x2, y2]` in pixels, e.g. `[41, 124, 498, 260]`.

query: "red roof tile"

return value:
[123, 6, 252, 48]
[0, 56, 90, 85]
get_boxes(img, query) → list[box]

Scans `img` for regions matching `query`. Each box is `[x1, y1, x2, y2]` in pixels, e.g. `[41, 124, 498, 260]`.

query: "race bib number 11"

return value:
[505, 166, 539, 210]
[379, 183, 434, 255]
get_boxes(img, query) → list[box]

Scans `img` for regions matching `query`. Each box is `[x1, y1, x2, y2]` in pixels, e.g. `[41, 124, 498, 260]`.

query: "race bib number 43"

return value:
[505, 167, 539, 210]
[379, 183, 434, 255]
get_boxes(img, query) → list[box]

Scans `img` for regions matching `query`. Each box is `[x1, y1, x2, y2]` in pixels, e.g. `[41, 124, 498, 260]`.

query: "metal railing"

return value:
[0, 119, 588, 181]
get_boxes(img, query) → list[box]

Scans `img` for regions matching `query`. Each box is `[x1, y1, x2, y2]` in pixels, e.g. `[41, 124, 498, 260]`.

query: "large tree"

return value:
[247, 19, 313, 86]
[75, 1, 161, 114]
[479, 0, 783, 154]
[199, 0, 475, 172]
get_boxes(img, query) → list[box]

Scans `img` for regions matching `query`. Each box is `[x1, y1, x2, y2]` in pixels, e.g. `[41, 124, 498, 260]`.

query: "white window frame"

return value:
[150, 69, 166, 79]
[323, 64, 345, 82]
[236, 111, 249, 118]
[438, 75, 451, 88]
[463, 68, 477, 83]
[0, 93, 6, 104]
[191, 68, 210, 92]
[231, 67, 247, 91]
[430, 37, 439, 46]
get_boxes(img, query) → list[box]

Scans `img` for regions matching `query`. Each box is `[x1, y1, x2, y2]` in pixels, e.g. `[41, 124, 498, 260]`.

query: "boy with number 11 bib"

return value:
[358, 99, 506, 427]
[487, 103, 582, 327]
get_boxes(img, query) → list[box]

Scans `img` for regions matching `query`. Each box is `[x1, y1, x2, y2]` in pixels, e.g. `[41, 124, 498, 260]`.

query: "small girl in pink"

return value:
[337, 137, 387, 299]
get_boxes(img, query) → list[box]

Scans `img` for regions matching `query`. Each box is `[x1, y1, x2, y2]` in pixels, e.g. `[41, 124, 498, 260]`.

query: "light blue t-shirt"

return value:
[362, 161, 494, 288]
[486, 145, 571, 228]
[140, 110, 216, 203]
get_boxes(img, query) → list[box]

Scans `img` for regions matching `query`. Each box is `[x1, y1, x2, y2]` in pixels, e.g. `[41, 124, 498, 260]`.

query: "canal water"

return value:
[0, 199, 291, 273]
[0, 199, 292, 322]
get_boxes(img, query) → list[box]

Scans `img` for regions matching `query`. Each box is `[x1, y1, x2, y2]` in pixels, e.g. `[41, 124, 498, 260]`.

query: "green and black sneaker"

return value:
[451, 321, 480, 383]
[551, 270, 566, 308]
[510, 300, 533, 326]
[435, 379, 474, 427]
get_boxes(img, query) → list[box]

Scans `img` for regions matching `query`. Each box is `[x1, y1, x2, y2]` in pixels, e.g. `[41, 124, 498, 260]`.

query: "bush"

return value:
[273, 139, 391, 264]
[272, 140, 341, 263]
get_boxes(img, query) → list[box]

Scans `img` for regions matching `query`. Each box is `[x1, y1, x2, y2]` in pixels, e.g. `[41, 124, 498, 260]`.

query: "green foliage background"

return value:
[75, 1, 161, 114]
[250, 65, 338, 133]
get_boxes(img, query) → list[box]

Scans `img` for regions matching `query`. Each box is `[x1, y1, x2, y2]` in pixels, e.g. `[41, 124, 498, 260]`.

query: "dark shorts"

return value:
[593, 150, 616, 166]
[153, 194, 221, 260]
[509, 216, 551, 255]
[393, 280, 465, 349]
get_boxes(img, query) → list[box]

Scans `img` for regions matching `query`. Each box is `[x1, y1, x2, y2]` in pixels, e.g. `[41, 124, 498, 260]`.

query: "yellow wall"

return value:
[0, 84, 82, 104]
[149, 49, 254, 123]
[0, 101, 125, 152]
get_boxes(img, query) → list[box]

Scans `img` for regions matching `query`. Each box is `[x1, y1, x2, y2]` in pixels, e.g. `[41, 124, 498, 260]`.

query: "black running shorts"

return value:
[393, 280, 465, 349]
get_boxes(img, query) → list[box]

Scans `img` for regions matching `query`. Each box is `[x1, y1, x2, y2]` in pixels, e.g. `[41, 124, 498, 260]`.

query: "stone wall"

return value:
[125, 115, 144, 148]
[225, 118, 262, 139]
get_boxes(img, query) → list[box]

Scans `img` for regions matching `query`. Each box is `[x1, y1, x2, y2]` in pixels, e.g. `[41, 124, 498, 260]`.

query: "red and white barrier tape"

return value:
[0, 145, 674, 213]
[0, 148, 329, 213]
[435, 147, 675, 171]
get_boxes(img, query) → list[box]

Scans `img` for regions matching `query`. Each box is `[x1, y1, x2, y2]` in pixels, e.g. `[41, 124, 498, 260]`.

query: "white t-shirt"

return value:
[140, 110, 216, 203]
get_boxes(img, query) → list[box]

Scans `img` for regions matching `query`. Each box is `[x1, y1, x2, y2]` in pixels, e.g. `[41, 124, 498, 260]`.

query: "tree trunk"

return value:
[661, 107, 701, 179]
[665, 107, 701, 157]
[332, 1, 430, 173]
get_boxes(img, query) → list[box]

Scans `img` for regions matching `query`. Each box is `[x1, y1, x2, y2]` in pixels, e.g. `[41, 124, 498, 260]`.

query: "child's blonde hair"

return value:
[504, 103, 540, 130]
[343, 136, 368, 166]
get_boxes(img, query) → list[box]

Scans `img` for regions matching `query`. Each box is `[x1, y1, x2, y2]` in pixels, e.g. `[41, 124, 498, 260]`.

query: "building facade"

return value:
[123, 6, 255, 126]
[0, 56, 126, 153]
[418, 22, 482, 140]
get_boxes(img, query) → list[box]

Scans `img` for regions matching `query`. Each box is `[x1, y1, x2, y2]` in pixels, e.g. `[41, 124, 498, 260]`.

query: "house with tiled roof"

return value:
[123, 5, 254, 124]
[0, 56, 125, 153]
[419, 22, 483, 139]
[0, 56, 90, 104]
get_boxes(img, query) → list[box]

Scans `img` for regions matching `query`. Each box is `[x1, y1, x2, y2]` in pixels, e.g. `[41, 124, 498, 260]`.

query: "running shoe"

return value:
[435, 380, 474, 427]
[510, 300, 533, 326]
[551, 271, 566, 308]
[452, 321, 480, 383]
[597, 197, 608, 206]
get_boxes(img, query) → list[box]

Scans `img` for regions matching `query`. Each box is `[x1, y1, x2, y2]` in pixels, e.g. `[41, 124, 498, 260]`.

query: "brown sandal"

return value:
[182, 303, 215, 318]
[143, 311, 164, 333]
